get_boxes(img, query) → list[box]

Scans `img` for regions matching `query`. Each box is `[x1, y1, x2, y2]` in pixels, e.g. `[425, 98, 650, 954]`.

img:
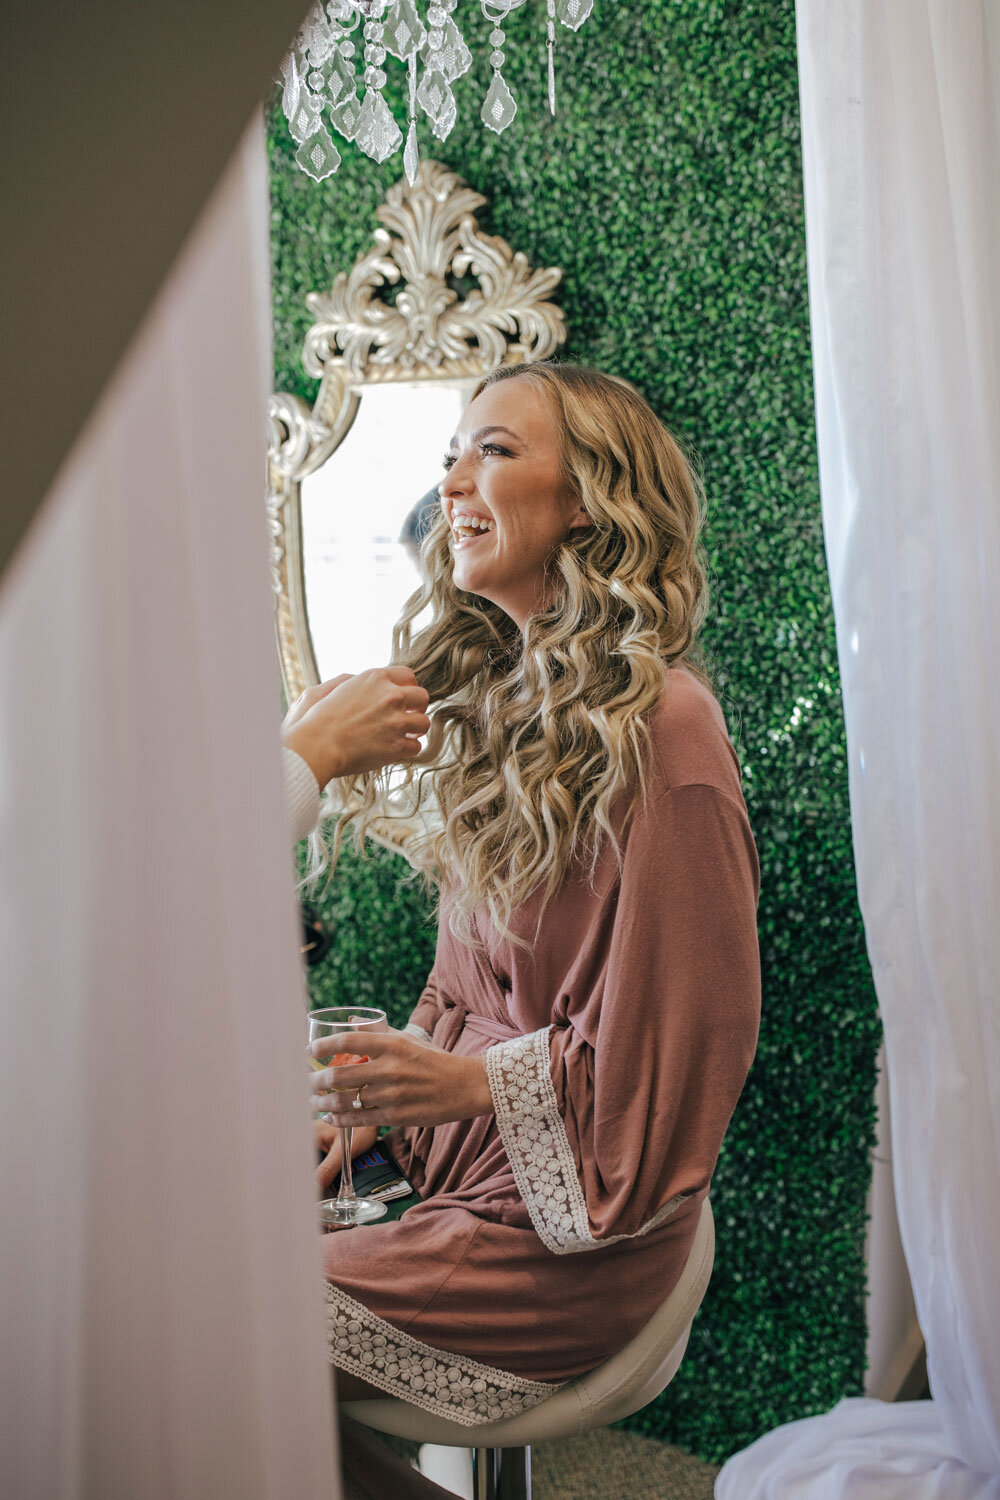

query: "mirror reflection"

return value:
[301, 380, 477, 681]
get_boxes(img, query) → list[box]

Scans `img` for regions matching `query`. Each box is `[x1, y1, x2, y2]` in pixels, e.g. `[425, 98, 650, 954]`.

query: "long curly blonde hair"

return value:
[310, 362, 712, 943]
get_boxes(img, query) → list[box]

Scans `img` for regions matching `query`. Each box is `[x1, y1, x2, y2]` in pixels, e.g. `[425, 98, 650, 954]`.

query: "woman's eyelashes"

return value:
[441, 441, 514, 472]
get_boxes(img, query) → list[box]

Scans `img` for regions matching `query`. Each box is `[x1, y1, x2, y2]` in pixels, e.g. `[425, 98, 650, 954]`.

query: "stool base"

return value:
[473, 1445, 531, 1500]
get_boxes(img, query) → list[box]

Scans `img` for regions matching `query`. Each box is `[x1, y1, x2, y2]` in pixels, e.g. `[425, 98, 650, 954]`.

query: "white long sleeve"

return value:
[283, 746, 321, 844]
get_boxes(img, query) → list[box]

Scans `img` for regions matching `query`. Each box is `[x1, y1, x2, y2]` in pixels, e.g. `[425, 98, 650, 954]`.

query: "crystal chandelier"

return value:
[279, 0, 594, 184]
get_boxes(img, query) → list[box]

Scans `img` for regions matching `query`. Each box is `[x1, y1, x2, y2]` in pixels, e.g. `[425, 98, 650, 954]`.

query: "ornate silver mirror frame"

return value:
[267, 159, 568, 712]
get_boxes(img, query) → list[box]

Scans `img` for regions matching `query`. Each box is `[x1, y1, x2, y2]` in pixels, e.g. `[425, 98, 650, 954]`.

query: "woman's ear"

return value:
[567, 504, 591, 533]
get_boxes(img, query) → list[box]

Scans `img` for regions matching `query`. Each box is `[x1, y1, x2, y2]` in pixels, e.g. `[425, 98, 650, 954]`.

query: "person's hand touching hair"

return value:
[282, 666, 430, 787]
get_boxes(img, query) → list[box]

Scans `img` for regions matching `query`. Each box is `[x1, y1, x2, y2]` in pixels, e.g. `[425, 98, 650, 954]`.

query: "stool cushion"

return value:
[342, 1197, 715, 1448]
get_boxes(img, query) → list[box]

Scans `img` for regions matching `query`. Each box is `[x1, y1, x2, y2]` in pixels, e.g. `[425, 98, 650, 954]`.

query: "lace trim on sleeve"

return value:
[403, 1022, 433, 1045]
[325, 1284, 559, 1425]
[485, 1027, 690, 1255]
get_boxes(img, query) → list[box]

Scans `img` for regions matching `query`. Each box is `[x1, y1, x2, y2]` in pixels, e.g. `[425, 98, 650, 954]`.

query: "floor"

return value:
[532, 1430, 719, 1500]
[397, 1429, 720, 1500]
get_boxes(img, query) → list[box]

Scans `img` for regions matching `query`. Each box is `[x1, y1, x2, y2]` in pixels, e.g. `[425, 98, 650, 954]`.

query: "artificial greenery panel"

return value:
[268, 0, 882, 1465]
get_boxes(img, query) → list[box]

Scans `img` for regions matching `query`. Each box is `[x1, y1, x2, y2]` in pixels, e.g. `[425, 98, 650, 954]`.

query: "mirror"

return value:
[300, 379, 477, 681]
[267, 160, 566, 844]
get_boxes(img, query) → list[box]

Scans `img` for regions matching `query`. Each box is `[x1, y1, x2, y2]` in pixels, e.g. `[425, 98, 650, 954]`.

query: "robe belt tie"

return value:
[435, 997, 520, 1050]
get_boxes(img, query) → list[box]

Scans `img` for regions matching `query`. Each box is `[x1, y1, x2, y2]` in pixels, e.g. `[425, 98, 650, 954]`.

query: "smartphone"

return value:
[320, 1139, 417, 1203]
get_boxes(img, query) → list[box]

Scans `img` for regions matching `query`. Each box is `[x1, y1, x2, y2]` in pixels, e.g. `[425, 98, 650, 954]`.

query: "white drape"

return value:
[862, 1046, 920, 1402]
[717, 3, 1000, 1496]
[0, 120, 340, 1498]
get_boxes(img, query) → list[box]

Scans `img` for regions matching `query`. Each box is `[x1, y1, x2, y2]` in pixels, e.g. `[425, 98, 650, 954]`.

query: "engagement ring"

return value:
[352, 1089, 366, 1111]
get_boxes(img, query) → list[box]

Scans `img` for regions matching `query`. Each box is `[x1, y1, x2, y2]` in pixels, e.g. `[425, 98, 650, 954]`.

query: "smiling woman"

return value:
[442, 388, 590, 629]
[323, 362, 712, 942]
[299, 362, 761, 1483]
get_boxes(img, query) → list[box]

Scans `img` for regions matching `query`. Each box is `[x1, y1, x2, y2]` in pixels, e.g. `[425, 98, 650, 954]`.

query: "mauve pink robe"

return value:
[322, 667, 760, 1426]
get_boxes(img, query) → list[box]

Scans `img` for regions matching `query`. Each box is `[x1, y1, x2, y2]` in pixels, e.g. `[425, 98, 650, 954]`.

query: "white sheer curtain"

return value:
[717, 3, 1000, 1497]
[0, 120, 340, 1498]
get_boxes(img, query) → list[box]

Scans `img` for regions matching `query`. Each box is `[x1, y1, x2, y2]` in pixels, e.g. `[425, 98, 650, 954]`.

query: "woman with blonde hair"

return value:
[297, 361, 761, 1457]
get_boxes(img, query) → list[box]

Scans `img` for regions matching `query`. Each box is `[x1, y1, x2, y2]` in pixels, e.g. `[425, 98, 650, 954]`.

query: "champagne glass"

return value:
[309, 1006, 389, 1227]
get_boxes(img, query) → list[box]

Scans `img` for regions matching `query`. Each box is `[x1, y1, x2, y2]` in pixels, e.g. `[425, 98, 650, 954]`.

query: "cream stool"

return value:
[342, 1197, 715, 1500]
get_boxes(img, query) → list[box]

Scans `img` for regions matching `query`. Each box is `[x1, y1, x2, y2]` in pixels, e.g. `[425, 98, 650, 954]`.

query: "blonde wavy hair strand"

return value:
[307, 362, 712, 945]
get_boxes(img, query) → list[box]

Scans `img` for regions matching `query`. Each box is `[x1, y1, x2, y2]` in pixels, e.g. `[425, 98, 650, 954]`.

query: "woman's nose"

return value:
[441, 458, 473, 499]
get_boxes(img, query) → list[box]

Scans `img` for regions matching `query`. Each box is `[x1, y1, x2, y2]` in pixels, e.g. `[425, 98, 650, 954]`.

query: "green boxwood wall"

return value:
[268, 0, 882, 1464]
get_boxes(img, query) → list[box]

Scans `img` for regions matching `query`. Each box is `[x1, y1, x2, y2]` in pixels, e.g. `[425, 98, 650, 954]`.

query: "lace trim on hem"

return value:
[325, 1284, 560, 1426]
[485, 1027, 692, 1254]
[403, 1021, 433, 1045]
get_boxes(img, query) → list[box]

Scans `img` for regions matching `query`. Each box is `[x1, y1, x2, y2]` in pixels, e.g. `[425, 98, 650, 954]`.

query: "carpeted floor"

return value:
[532, 1429, 719, 1500]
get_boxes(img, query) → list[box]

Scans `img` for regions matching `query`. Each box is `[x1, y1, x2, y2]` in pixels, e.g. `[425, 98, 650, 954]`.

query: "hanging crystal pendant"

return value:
[281, 1, 363, 151]
[482, 70, 516, 134]
[289, 90, 324, 144]
[280, 52, 301, 121]
[280, 0, 594, 183]
[331, 91, 363, 141]
[480, 4, 517, 136]
[383, 0, 425, 61]
[431, 86, 457, 141]
[420, 14, 472, 81]
[416, 2, 461, 141]
[416, 65, 447, 121]
[556, 0, 593, 30]
[404, 52, 420, 186]
[404, 120, 420, 184]
[355, 88, 403, 161]
[301, 3, 336, 64]
[328, 30, 361, 139]
[295, 124, 342, 180]
[355, 6, 403, 163]
[325, 48, 356, 107]
[416, 66, 457, 141]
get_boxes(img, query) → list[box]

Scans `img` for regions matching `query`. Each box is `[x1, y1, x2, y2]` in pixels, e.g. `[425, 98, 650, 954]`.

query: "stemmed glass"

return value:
[309, 1006, 389, 1227]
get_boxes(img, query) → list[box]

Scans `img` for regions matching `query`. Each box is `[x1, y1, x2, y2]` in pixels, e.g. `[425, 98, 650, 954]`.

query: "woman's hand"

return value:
[309, 1031, 494, 1131]
[282, 666, 430, 787]
[312, 1120, 379, 1194]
